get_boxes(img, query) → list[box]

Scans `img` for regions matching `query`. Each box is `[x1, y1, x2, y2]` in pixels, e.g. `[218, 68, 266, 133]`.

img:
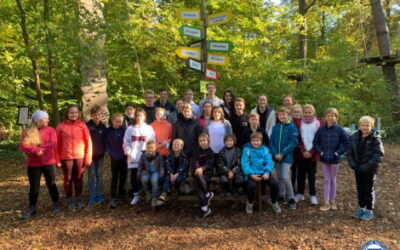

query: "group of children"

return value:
[19, 92, 385, 221]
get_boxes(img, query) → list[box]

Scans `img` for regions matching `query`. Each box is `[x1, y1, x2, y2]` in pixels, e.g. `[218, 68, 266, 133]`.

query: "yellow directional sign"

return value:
[207, 52, 230, 66]
[176, 9, 201, 21]
[175, 46, 202, 60]
[207, 12, 233, 26]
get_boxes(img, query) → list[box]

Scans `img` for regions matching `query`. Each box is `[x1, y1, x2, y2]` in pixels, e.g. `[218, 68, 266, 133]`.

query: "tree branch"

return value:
[305, 0, 316, 13]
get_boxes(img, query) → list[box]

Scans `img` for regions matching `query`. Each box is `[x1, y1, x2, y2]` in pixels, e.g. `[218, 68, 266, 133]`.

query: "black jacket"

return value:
[165, 150, 189, 178]
[347, 130, 384, 174]
[86, 120, 106, 158]
[194, 147, 215, 174]
[238, 126, 269, 149]
[217, 147, 242, 176]
[172, 113, 201, 157]
[229, 112, 249, 140]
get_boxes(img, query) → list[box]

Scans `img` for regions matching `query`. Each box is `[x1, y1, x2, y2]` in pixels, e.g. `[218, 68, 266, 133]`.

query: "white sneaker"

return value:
[246, 200, 254, 214]
[294, 193, 305, 202]
[130, 193, 140, 205]
[271, 202, 282, 213]
[310, 195, 318, 205]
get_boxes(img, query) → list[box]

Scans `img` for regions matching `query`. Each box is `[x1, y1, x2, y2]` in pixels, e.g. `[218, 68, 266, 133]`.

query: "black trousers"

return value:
[27, 164, 59, 206]
[220, 174, 244, 192]
[297, 159, 317, 196]
[247, 176, 279, 203]
[291, 161, 299, 192]
[110, 158, 128, 199]
[194, 171, 213, 206]
[355, 171, 376, 210]
[130, 168, 140, 194]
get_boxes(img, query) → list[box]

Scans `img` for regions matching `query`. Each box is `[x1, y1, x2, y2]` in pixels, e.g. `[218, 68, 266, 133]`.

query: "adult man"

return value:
[143, 90, 156, 124]
[198, 82, 224, 114]
[183, 89, 200, 118]
[154, 88, 175, 117]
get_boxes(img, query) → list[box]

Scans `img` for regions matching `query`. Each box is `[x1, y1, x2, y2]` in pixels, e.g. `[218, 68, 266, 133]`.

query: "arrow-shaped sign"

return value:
[185, 58, 204, 72]
[206, 68, 219, 80]
[179, 25, 203, 39]
[175, 46, 202, 60]
[208, 12, 233, 26]
[189, 40, 203, 49]
[207, 52, 230, 66]
[176, 9, 201, 21]
[208, 40, 234, 53]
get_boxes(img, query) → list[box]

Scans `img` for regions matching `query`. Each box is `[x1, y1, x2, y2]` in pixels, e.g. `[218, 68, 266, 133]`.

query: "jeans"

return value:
[61, 159, 84, 198]
[321, 162, 339, 201]
[163, 174, 187, 193]
[246, 176, 278, 203]
[88, 156, 104, 198]
[297, 159, 317, 196]
[110, 158, 127, 199]
[27, 164, 59, 206]
[275, 162, 295, 200]
[141, 172, 162, 198]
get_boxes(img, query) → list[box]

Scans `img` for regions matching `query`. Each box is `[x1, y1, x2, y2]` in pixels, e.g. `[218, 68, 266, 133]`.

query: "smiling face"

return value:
[325, 112, 337, 126]
[68, 107, 79, 121]
[203, 103, 212, 116]
[224, 92, 233, 104]
[126, 106, 135, 116]
[135, 111, 146, 125]
[112, 117, 123, 129]
[91, 111, 102, 124]
[198, 136, 209, 149]
[184, 90, 194, 102]
[175, 100, 184, 112]
[172, 140, 184, 153]
[278, 111, 289, 123]
[258, 95, 267, 108]
[155, 109, 166, 121]
[182, 107, 192, 119]
[36, 116, 49, 128]
[303, 108, 314, 120]
[249, 116, 259, 128]
[224, 137, 234, 148]
[251, 137, 262, 148]
[283, 96, 293, 107]
[234, 101, 244, 114]
[212, 108, 223, 121]
[145, 93, 155, 107]
[206, 84, 216, 96]
[291, 108, 302, 119]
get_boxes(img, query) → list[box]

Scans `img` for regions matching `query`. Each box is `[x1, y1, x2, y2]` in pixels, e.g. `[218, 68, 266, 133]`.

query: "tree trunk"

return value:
[370, 0, 399, 96]
[15, 0, 45, 110]
[44, 0, 60, 125]
[299, 0, 307, 67]
[79, 0, 109, 122]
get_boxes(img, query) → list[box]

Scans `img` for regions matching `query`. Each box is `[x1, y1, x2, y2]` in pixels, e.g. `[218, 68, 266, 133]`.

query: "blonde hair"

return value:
[144, 90, 155, 96]
[155, 107, 166, 115]
[248, 113, 260, 120]
[173, 138, 184, 147]
[182, 104, 192, 111]
[291, 104, 302, 113]
[359, 116, 375, 126]
[303, 104, 315, 114]
[21, 123, 41, 146]
[277, 107, 291, 115]
[112, 113, 124, 121]
[146, 140, 157, 146]
[250, 132, 263, 141]
[324, 107, 339, 119]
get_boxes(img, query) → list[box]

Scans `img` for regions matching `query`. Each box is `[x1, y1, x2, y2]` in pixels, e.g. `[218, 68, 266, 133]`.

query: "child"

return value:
[105, 114, 127, 208]
[123, 103, 136, 128]
[19, 111, 61, 219]
[86, 106, 107, 205]
[270, 107, 299, 210]
[313, 108, 348, 211]
[159, 139, 189, 202]
[123, 108, 155, 205]
[238, 113, 269, 149]
[138, 140, 165, 207]
[347, 116, 384, 221]
[217, 134, 243, 196]
[295, 104, 321, 205]
[151, 108, 172, 158]
[242, 132, 280, 214]
[193, 133, 215, 219]
[291, 104, 303, 194]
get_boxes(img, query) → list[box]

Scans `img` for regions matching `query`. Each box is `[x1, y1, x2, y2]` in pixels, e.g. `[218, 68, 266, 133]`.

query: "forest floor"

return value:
[0, 144, 399, 250]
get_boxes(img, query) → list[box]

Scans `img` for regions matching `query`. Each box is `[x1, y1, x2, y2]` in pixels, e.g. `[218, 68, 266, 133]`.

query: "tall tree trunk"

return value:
[79, 0, 109, 122]
[298, 0, 307, 67]
[15, 0, 45, 110]
[370, 0, 399, 96]
[44, 0, 60, 125]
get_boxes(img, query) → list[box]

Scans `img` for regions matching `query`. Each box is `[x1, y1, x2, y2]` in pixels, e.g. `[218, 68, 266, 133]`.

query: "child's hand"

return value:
[171, 173, 179, 182]
[274, 154, 282, 161]
[262, 174, 269, 180]
[251, 174, 262, 182]
[195, 168, 203, 176]
[303, 151, 312, 159]
[36, 149, 44, 156]
[228, 171, 234, 179]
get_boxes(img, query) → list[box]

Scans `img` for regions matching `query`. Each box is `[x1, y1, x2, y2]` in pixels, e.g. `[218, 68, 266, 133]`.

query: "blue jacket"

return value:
[241, 145, 274, 178]
[105, 127, 126, 161]
[313, 124, 349, 164]
[165, 150, 189, 178]
[269, 121, 299, 163]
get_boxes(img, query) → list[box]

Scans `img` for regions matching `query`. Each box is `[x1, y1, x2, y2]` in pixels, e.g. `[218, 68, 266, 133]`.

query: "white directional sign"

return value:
[176, 9, 201, 21]
[185, 58, 204, 72]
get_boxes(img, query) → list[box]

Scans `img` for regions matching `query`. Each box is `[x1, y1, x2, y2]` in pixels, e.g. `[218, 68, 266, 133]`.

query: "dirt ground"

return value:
[0, 144, 399, 249]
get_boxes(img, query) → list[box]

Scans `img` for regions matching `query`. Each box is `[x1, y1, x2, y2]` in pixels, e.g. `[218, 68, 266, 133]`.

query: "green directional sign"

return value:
[179, 25, 203, 39]
[207, 40, 234, 53]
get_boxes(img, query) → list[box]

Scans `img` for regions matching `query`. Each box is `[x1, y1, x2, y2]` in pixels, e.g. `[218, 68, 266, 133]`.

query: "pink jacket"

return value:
[56, 120, 92, 166]
[19, 126, 58, 167]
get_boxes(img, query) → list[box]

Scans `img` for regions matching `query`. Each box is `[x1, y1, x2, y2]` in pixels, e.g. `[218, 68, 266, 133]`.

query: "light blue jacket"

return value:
[241, 145, 274, 178]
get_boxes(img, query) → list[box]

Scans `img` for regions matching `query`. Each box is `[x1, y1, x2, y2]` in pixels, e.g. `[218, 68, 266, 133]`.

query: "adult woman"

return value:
[197, 101, 212, 132]
[222, 90, 236, 120]
[56, 105, 92, 210]
[19, 111, 61, 219]
[205, 106, 232, 154]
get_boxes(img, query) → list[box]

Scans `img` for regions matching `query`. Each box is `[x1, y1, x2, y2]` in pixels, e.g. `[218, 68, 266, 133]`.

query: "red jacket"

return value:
[56, 120, 92, 166]
[19, 126, 58, 167]
[151, 120, 172, 156]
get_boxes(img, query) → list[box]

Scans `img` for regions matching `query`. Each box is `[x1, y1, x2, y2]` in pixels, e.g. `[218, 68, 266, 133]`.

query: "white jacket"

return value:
[123, 123, 155, 169]
[250, 106, 276, 138]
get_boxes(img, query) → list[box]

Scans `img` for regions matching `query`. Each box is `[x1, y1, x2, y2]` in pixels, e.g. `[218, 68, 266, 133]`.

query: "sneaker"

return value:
[109, 199, 118, 209]
[360, 210, 374, 221]
[352, 208, 365, 219]
[206, 192, 214, 207]
[271, 202, 282, 213]
[156, 199, 165, 206]
[288, 199, 296, 210]
[53, 202, 62, 213]
[294, 193, 305, 202]
[151, 198, 158, 207]
[278, 196, 287, 205]
[330, 201, 337, 210]
[97, 194, 105, 204]
[159, 192, 167, 202]
[246, 200, 254, 214]
[22, 205, 37, 219]
[67, 198, 76, 211]
[319, 201, 331, 212]
[76, 198, 85, 209]
[195, 208, 211, 219]
[88, 195, 97, 205]
[130, 194, 140, 205]
[310, 195, 318, 205]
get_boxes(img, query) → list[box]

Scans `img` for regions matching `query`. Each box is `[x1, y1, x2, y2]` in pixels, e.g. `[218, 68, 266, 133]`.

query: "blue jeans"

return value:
[163, 174, 187, 193]
[88, 156, 104, 198]
[141, 172, 161, 198]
